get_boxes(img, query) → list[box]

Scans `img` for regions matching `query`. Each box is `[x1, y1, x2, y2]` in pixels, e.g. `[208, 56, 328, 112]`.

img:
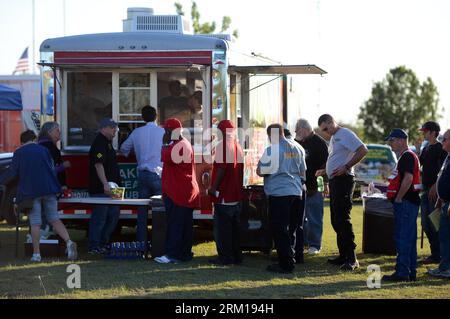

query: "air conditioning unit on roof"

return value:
[123, 7, 192, 34]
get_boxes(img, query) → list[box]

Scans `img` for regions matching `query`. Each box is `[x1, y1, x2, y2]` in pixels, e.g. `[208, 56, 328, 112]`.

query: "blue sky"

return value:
[1, 0, 449, 129]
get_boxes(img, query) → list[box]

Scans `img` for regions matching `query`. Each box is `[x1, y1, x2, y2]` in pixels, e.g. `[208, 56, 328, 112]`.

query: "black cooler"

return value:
[240, 185, 273, 254]
[362, 195, 396, 255]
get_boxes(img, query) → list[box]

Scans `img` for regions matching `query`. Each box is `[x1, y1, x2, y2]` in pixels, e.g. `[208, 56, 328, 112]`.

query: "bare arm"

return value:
[94, 163, 111, 196]
[347, 144, 369, 168]
[332, 144, 369, 177]
[208, 167, 225, 196]
[395, 172, 413, 203]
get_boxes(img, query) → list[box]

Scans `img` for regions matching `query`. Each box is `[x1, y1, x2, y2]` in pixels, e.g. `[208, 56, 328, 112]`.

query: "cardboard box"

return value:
[24, 239, 66, 258]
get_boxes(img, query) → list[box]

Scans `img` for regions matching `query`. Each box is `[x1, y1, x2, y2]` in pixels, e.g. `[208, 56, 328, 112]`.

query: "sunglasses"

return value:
[321, 127, 328, 133]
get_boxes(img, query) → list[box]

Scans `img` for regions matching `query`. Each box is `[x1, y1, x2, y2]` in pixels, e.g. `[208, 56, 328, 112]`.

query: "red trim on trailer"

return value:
[54, 51, 212, 65]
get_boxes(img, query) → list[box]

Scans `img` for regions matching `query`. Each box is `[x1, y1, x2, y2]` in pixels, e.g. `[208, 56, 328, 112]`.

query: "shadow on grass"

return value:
[1, 222, 449, 299]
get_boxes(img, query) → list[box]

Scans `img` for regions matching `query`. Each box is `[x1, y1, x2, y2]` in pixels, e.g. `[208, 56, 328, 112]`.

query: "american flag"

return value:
[13, 47, 29, 74]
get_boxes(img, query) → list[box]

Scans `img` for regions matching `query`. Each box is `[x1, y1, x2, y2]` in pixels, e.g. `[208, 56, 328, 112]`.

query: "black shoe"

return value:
[208, 258, 232, 266]
[382, 273, 410, 282]
[233, 258, 243, 265]
[340, 250, 359, 271]
[327, 255, 346, 266]
[295, 257, 304, 264]
[266, 264, 293, 274]
[409, 274, 417, 282]
[340, 260, 359, 271]
[420, 256, 440, 265]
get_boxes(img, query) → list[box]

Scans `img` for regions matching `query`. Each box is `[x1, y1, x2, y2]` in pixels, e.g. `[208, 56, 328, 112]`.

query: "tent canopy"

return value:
[0, 84, 23, 111]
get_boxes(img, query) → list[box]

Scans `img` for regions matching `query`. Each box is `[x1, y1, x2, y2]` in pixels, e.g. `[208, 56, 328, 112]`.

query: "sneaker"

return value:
[30, 254, 41, 262]
[327, 255, 346, 266]
[66, 240, 78, 260]
[154, 255, 178, 264]
[266, 263, 293, 274]
[438, 269, 450, 278]
[308, 247, 320, 255]
[382, 273, 410, 282]
[427, 268, 450, 278]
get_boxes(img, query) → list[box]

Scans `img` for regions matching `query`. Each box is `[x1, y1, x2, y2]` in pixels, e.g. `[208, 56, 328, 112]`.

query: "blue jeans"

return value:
[303, 192, 324, 250]
[137, 170, 162, 242]
[163, 196, 194, 262]
[393, 200, 419, 277]
[88, 194, 120, 250]
[420, 191, 440, 261]
[213, 203, 242, 264]
[439, 202, 450, 271]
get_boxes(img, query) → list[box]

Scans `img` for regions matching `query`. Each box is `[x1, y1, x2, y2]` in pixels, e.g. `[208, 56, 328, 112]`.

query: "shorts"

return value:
[28, 195, 60, 226]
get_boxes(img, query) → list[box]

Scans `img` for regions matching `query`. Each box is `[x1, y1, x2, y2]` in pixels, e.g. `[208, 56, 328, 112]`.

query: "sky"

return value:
[0, 0, 449, 129]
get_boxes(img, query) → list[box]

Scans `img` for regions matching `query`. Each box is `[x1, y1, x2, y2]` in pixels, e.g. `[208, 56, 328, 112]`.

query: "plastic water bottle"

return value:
[119, 242, 126, 259]
[317, 176, 324, 192]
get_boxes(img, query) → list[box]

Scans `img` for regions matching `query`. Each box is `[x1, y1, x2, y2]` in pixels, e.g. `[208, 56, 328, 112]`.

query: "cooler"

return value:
[362, 195, 396, 255]
[240, 185, 273, 254]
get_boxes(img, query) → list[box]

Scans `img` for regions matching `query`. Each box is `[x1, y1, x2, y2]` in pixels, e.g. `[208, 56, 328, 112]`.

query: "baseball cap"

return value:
[217, 120, 235, 132]
[99, 118, 118, 129]
[419, 121, 440, 132]
[163, 118, 182, 129]
[384, 128, 408, 141]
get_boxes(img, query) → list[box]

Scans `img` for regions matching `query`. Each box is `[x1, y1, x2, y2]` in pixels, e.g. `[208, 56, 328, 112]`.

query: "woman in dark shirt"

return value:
[38, 122, 71, 186]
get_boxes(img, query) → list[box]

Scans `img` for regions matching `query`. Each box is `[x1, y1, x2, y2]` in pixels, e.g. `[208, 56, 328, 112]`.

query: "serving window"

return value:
[63, 68, 210, 154]
[65, 72, 112, 148]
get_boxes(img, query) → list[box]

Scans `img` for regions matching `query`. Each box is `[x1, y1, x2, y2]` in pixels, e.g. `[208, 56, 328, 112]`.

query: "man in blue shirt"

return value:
[427, 129, 450, 278]
[120, 106, 165, 242]
[257, 124, 306, 273]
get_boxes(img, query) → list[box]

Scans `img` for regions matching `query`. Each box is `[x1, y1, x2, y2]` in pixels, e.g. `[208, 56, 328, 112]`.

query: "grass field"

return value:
[0, 203, 449, 299]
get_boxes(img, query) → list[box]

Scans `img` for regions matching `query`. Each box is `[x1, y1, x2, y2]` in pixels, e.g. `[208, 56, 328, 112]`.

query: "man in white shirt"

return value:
[317, 114, 368, 271]
[120, 106, 165, 242]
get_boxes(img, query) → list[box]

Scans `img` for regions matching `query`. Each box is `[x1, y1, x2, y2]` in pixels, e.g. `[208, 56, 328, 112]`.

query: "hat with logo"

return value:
[163, 118, 182, 129]
[99, 118, 118, 129]
[419, 121, 440, 132]
[384, 128, 408, 141]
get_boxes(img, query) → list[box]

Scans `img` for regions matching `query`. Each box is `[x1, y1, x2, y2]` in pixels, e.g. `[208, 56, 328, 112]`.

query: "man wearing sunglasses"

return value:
[317, 114, 368, 271]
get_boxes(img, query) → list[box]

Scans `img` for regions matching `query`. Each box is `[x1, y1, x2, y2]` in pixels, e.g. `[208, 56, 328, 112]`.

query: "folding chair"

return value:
[0, 185, 5, 249]
[14, 198, 34, 258]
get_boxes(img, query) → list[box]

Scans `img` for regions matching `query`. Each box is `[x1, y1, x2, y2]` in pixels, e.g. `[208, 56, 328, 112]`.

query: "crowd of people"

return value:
[7, 107, 450, 282]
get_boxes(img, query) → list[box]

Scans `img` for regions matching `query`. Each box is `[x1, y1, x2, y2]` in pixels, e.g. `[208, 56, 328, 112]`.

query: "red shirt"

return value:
[211, 136, 244, 203]
[161, 138, 200, 208]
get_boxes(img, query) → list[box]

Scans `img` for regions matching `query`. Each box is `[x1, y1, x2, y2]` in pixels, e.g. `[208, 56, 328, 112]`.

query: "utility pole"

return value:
[31, 0, 36, 74]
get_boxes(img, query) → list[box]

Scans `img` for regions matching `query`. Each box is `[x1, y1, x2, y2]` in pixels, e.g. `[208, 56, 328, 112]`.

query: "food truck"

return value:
[37, 7, 326, 227]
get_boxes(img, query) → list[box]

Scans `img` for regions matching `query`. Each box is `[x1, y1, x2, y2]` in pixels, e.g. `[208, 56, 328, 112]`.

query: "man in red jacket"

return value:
[208, 120, 244, 265]
[155, 118, 200, 264]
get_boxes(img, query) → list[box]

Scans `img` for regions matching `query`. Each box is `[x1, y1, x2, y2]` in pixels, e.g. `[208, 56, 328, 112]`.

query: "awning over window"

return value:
[229, 64, 327, 75]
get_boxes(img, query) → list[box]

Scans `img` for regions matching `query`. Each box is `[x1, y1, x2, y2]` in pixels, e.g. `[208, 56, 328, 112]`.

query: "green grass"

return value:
[0, 203, 449, 299]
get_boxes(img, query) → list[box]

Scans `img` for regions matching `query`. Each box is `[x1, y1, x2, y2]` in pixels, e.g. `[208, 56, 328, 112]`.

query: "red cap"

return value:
[163, 118, 182, 129]
[217, 120, 235, 132]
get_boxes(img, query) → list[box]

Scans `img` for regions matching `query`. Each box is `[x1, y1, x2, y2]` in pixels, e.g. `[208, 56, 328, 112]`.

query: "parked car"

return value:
[0, 152, 17, 224]
[354, 144, 397, 193]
